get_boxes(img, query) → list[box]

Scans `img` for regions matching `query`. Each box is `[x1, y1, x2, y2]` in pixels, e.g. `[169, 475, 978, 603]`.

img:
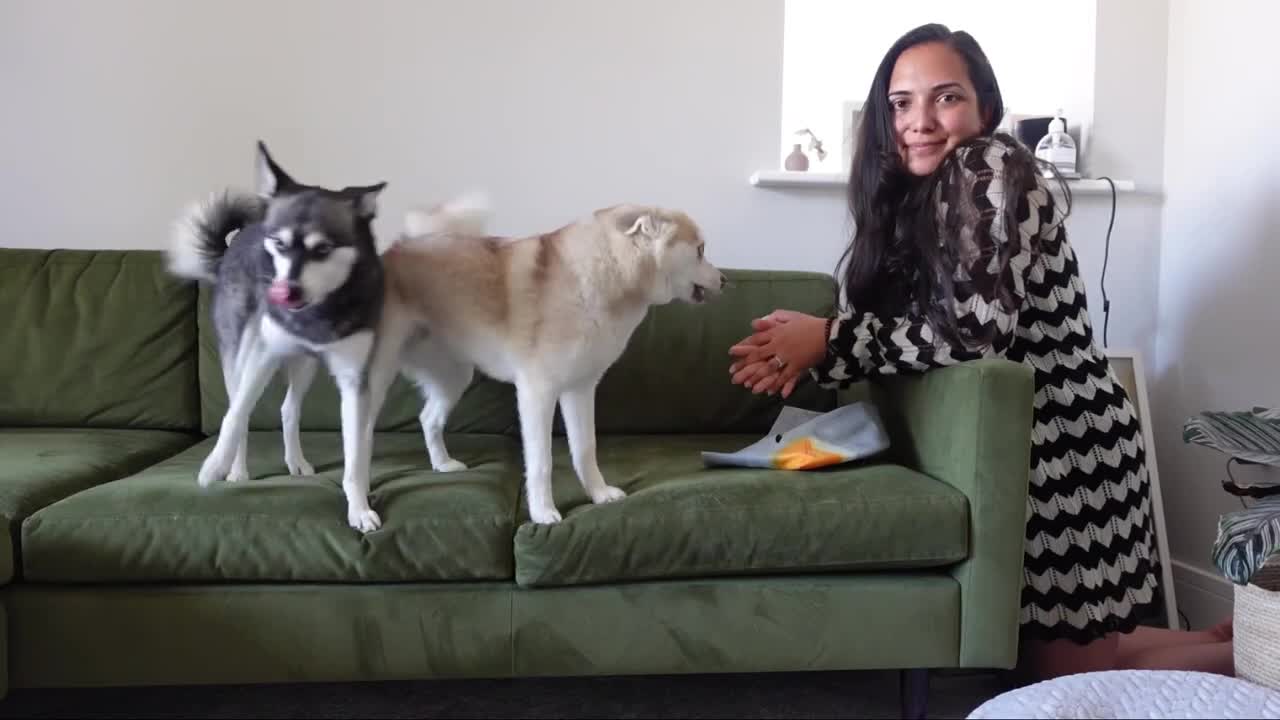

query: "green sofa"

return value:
[0, 247, 1034, 716]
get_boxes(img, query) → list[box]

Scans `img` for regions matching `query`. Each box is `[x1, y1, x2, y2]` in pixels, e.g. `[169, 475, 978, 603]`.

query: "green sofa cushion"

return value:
[22, 432, 522, 583]
[513, 434, 970, 587]
[0, 249, 200, 431]
[511, 574, 960, 676]
[9, 584, 516, 687]
[0, 428, 199, 583]
[7, 574, 961, 688]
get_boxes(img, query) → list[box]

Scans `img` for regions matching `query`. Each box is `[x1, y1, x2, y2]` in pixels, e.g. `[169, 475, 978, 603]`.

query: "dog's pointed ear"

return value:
[616, 207, 663, 239]
[256, 141, 299, 197]
[344, 182, 387, 219]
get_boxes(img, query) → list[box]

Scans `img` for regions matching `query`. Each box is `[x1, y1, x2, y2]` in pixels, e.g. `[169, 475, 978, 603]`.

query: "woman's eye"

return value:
[938, 93, 960, 104]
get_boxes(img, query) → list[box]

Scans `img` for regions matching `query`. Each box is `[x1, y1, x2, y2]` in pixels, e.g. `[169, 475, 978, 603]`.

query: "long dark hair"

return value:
[835, 23, 1068, 350]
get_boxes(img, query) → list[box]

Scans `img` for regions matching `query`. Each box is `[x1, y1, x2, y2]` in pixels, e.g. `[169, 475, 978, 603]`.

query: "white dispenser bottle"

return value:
[1034, 111, 1078, 178]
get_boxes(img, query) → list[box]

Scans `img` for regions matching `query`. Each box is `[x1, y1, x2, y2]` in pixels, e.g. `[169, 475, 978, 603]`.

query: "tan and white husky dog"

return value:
[362, 198, 726, 524]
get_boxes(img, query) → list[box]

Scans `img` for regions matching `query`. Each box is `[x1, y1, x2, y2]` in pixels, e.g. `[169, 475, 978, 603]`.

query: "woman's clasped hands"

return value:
[727, 310, 828, 399]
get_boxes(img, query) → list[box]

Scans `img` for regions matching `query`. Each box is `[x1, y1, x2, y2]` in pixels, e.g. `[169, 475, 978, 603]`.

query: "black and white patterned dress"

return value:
[811, 134, 1158, 644]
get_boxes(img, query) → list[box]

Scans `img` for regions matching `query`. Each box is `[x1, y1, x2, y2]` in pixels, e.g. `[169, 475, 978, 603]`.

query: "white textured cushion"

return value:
[969, 670, 1280, 719]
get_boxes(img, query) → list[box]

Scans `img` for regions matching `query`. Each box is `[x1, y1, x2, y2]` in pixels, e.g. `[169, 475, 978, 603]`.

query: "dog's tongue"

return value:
[268, 281, 294, 307]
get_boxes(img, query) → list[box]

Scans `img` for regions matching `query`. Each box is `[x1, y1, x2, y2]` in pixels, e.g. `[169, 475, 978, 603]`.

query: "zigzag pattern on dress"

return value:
[1024, 544, 1158, 602]
[1021, 570, 1158, 642]
[1034, 371, 1126, 408]
[1026, 473, 1148, 533]
[1026, 538, 1157, 595]
[1034, 415, 1136, 448]
[1026, 548, 1158, 602]
[1031, 353, 1122, 388]
[1032, 461, 1146, 500]
[1026, 496, 1151, 546]
[1025, 541, 1155, 597]
[811, 134, 1161, 645]
[1021, 327, 1095, 362]
[1024, 543, 1157, 599]
[1034, 394, 1136, 435]
[1026, 499, 1152, 565]
[1032, 440, 1144, 482]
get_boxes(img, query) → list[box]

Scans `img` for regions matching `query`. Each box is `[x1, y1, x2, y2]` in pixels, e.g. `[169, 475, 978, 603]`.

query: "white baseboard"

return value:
[1171, 559, 1234, 629]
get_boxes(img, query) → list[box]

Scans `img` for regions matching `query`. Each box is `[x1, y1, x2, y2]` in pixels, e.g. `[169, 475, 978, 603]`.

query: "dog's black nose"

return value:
[286, 285, 304, 303]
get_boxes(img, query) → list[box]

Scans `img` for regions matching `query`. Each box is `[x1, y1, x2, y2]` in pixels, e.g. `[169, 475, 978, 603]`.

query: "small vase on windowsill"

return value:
[784, 144, 809, 172]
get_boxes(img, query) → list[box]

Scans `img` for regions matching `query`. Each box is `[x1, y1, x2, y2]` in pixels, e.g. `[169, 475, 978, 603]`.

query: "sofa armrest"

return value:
[870, 358, 1034, 669]
[0, 517, 14, 587]
[0, 516, 9, 699]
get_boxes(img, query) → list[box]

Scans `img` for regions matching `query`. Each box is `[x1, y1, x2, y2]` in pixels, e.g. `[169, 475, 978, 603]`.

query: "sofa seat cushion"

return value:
[513, 435, 971, 587]
[0, 428, 198, 584]
[22, 432, 523, 583]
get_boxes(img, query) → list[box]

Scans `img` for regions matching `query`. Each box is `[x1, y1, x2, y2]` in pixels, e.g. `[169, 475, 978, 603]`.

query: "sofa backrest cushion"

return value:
[0, 249, 200, 431]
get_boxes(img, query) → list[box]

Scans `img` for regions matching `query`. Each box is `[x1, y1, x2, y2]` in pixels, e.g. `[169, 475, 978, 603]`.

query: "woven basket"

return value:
[1234, 561, 1280, 691]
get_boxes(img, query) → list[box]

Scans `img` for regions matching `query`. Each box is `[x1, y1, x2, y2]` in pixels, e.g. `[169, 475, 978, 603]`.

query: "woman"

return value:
[728, 23, 1233, 679]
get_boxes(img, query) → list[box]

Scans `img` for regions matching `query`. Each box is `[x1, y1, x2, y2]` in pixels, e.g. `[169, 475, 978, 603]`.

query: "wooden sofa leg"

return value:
[900, 668, 929, 719]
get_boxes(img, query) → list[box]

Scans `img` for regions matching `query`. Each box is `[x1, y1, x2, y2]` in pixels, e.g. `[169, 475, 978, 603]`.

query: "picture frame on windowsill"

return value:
[841, 100, 864, 175]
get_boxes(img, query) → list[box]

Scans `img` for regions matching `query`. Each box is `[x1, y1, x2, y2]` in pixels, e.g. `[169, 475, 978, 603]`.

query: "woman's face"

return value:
[888, 42, 985, 176]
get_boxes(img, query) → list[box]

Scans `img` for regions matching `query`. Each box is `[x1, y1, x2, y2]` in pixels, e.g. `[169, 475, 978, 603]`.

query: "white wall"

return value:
[1092, 0, 1169, 190]
[1152, 0, 1280, 625]
[1083, 0, 1169, 361]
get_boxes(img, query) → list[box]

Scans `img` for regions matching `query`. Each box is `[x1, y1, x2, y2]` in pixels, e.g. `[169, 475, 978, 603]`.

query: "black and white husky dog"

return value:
[166, 141, 388, 533]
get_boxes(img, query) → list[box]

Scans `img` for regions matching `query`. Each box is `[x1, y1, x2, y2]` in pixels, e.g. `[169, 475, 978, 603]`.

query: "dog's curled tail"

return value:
[402, 191, 492, 239]
[167, 189, 266, 282]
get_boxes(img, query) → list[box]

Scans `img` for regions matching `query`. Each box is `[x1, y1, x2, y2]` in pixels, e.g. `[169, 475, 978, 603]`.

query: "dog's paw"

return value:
[197, 457, 229, 487]
[528, 503, 563, 525]
[434, 459, 468, 473]
[347, 506, 382, 534]
[226, 466, 250, 484]
[286, 457, 316, 476]
[590, 485, 627, 504]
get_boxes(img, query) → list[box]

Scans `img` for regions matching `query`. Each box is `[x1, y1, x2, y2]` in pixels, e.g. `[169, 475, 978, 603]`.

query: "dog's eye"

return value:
[273, 237, 289, 252]
[312, 244, 333, 257]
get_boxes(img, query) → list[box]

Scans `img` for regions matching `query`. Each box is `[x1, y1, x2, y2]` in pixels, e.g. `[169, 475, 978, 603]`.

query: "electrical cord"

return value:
[1097, 176, 1117, 348]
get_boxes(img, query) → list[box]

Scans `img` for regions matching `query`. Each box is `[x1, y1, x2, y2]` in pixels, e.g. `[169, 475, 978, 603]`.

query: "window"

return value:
[780, 0, 1097, 173]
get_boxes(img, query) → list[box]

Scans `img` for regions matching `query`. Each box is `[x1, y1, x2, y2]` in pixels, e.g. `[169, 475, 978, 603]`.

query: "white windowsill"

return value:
[749, 170, 1142, 195]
